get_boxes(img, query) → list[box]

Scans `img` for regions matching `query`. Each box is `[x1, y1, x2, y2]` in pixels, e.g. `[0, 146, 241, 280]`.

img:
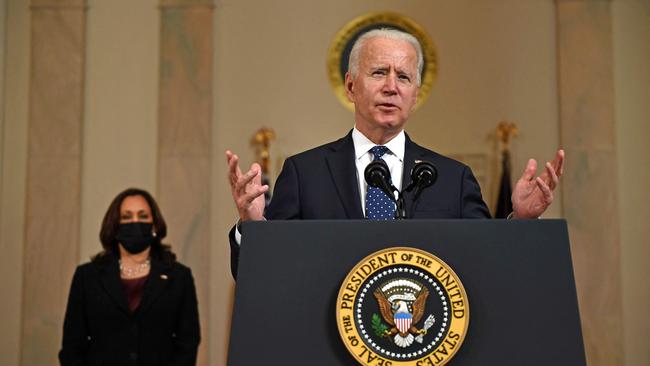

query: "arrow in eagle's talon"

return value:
[415, 314, 436, 343]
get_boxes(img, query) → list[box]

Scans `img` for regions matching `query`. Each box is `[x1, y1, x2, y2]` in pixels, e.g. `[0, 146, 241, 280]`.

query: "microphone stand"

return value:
[377, 184, 407, 220]
[364, 160, 408, 220]
[394, 190, 407, 220]
[403, 161, 438, 219]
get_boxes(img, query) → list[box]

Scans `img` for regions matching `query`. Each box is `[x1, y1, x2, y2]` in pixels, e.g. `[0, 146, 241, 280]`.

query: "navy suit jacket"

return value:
[229, 131, 490, 277]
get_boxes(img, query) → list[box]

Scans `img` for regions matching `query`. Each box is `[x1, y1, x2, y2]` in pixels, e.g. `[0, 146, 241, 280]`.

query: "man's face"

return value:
[345, 37, 419, 143]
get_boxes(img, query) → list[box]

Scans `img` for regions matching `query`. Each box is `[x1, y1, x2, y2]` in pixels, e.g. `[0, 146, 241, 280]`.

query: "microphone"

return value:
[364, 160, 396, 202]
[365, 160, 408, 219]
[404, 161, 438, 201]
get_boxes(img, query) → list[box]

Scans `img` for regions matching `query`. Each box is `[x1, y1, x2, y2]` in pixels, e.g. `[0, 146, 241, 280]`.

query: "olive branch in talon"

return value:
[372, 313, 390, 337]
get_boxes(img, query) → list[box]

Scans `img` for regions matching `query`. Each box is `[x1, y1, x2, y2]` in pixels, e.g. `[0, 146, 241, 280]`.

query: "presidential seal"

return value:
[336, 247, 469, 366]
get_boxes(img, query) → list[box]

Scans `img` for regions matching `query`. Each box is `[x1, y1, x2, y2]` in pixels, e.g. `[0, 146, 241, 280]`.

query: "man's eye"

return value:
[372, 70, 386, 76]
[399, 74, 411, 81]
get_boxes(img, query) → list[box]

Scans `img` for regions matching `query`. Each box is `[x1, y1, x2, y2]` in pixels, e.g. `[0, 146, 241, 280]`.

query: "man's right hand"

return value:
[226, 150, 268, 222]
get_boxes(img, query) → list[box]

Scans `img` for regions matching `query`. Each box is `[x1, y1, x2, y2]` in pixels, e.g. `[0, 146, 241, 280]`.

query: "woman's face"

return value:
[119, 195, 153, 224]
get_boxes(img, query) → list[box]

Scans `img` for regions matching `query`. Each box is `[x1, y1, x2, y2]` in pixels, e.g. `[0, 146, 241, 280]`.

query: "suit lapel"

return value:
[99, 257, 130, 314]
[136, 258, 170, 316]
[325, 131, 364, 219]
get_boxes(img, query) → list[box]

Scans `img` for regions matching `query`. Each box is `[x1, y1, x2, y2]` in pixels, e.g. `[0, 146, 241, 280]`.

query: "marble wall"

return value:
[556, 1, 623, 365]
[158, 1, 214, 363]
[612, 1, 650, 364]
[22, 1, 85, 364]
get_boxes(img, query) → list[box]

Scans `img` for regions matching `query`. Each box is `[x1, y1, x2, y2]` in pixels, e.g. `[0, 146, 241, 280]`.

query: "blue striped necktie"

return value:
[365, 146, 395, 220]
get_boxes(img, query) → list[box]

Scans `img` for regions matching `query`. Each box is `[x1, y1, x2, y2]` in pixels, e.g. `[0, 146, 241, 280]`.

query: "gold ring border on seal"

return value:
[336, 246, 469, 366]
[326, 12, 437, 112]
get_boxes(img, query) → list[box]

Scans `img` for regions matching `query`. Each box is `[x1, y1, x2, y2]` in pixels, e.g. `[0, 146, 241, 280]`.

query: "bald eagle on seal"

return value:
[374, 286, 429, 348]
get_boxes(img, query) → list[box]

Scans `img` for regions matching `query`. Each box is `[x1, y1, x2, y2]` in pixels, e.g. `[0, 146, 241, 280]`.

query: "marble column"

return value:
[158, 1, 213, 364]
[556, 1, 623, 365]
[21, 0, 86, 364]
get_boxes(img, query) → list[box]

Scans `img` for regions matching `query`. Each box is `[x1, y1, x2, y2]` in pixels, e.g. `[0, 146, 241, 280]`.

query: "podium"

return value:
[227, 220, 586, 366]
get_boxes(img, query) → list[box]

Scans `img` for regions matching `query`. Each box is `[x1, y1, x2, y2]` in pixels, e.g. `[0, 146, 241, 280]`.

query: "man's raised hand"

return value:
[226, 150, 268, 222]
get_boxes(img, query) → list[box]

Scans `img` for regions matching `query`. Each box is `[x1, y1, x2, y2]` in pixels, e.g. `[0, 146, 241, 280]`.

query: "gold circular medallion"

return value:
[327, 12, 437, 111]
[336, 247, 469, 365]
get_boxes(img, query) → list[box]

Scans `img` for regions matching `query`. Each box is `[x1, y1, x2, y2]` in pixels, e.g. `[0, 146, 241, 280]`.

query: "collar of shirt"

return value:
[352, 128, 405, 214]
[352, 128, 405, 162]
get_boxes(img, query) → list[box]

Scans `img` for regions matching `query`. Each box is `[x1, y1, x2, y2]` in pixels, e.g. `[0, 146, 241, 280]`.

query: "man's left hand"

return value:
[511, 149, 564, 219]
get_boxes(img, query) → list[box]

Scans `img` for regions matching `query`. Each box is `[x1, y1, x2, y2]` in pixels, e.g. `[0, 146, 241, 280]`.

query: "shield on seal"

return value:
[394, 312, 413, 334]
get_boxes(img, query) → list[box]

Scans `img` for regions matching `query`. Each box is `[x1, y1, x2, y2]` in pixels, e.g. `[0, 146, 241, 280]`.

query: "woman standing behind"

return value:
[59, 188, 200, 365]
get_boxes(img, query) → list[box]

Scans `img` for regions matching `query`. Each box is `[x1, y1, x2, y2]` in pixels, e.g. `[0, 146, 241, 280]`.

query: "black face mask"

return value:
[116, 222, 156, 254]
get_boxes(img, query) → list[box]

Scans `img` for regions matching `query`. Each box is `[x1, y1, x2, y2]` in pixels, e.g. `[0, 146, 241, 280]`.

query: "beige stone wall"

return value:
[0, 0, 647, 365]
[556, 2, 624, 364]
[0, 0, 4, 169]
[79, 0, 160, 263]
[158, 1, 214, 363]
[0, 1, 30, 365]
[612, 1, 650, 366]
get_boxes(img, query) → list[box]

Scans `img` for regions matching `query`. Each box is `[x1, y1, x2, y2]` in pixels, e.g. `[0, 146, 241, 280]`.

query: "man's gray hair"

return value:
[347, 28, 424, 86]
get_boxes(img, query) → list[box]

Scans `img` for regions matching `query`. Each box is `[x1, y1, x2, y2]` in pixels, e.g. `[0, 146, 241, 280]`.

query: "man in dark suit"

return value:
[225, 29, 563, 277]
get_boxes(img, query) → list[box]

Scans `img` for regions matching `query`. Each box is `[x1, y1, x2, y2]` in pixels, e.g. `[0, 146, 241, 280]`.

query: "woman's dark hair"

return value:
[93, 188, 176, 264]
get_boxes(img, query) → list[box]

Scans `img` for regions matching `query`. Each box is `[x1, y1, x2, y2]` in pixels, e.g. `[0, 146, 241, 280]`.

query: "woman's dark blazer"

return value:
[59, 255, 200, 366]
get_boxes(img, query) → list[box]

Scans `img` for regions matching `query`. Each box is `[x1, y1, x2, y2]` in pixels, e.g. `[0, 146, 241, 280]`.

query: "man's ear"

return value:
[344, 72, 355, 102]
